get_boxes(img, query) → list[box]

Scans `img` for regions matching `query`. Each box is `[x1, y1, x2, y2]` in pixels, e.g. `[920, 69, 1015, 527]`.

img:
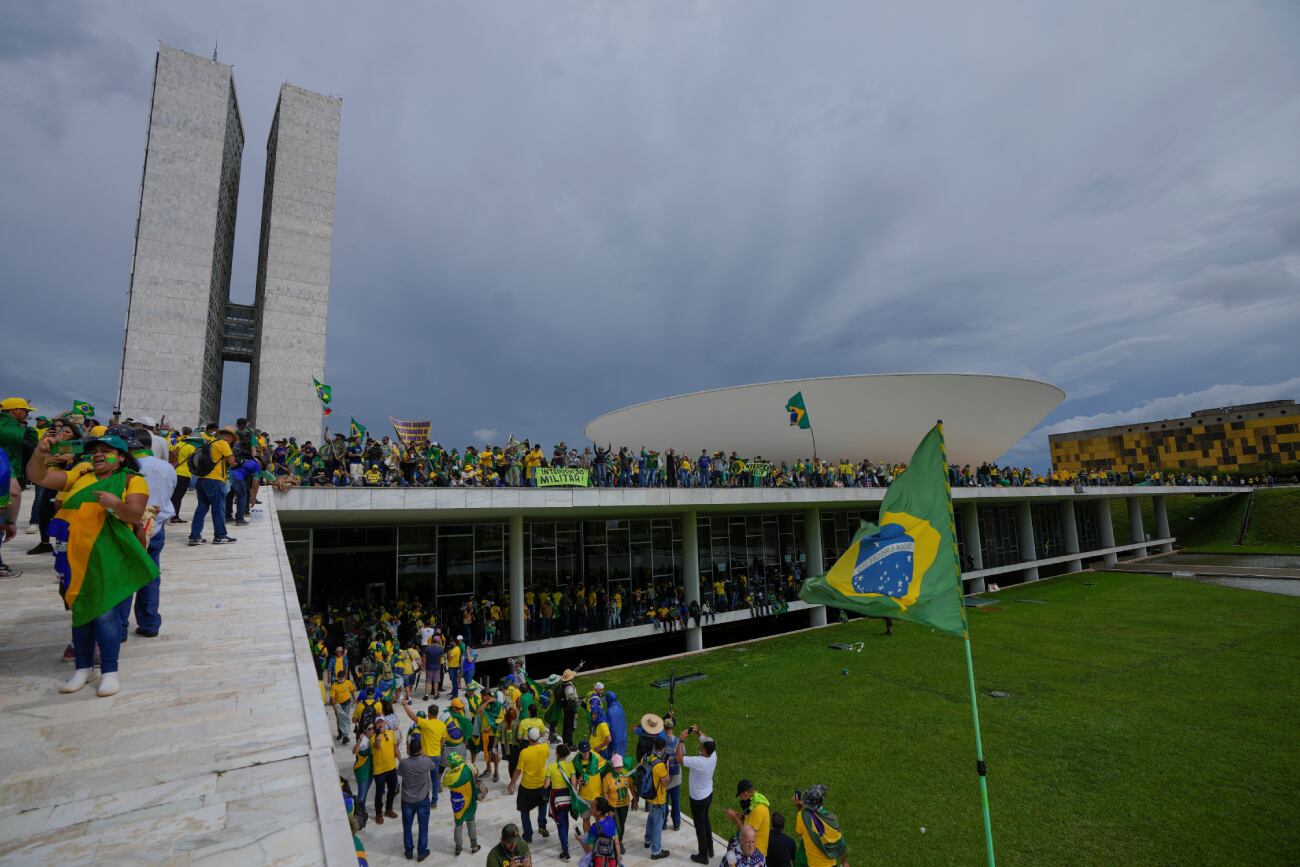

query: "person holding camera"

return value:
[676, 723, 717, 864]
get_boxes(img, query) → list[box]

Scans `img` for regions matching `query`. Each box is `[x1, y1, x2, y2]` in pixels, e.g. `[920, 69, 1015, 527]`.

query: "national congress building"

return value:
[1049, 399, 1299, 474]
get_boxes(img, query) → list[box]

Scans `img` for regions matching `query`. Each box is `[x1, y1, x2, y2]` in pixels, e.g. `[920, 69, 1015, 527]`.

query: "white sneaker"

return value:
[97, 672, 120, 697]
[60, 668, 94, 693]
[24, 524, 36, 535]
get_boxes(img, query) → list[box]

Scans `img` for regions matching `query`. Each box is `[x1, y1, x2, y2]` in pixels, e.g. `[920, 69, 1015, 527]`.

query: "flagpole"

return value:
[936, 420, 996, 867]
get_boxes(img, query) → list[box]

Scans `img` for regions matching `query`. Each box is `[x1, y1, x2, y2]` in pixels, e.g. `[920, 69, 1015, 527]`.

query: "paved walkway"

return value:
[0, 495, 352, 865]
[327, 707, 726, 867]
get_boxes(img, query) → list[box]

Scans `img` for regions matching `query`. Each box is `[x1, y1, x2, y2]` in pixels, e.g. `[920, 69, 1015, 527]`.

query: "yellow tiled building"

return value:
[1050, 400, 1300, 473]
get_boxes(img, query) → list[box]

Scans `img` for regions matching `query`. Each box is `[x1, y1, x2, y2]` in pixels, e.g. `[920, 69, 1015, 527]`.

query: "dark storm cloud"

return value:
[3, 0, 1299, 468]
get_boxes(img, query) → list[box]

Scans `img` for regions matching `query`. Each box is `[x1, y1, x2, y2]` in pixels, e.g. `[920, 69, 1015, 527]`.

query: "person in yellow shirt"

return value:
[446, 637, 464, 697]
[507, 726, 551, 842]
[642, 736, 671, 857]
[573, 739, 606, 836]
[547, 744, 578, 860]
[724, 779, 771, 856]
[329, 674, 357, 744]
[169, 433, 198, 524]
[602, 754, 634, 843]
[369, 717, 402, 822]
[590, 718, 612, 760]
[791, 785, 846, 867]
[187, 426, 236, 545]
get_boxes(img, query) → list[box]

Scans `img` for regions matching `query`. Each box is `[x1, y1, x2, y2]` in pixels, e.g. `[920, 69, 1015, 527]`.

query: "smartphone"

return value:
[795, 788, 802, 800]
[52, 442, 84, 457]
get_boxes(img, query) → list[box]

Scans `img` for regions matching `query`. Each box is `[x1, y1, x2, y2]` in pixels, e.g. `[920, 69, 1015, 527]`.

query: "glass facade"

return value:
[1031, 503, 1066, 559]
[1074, 501, 1101, 551]
[978, 504, 1021, 568]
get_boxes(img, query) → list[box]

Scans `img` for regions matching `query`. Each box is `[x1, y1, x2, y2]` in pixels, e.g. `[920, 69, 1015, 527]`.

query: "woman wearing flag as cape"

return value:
[28, 433, 159, 698]
[443, 752, 486, 856]
[791, 785, 847, 867]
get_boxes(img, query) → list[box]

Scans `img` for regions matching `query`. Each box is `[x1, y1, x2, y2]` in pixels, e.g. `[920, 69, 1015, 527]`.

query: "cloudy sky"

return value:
[2, 1, 1297, 468]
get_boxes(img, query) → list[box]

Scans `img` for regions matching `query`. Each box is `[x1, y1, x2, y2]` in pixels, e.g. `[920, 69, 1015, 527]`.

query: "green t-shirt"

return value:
[486, 840, 530, 867]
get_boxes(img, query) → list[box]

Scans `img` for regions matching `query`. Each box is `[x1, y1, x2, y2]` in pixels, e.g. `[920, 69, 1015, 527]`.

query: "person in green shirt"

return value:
[486, 823, 531, 867]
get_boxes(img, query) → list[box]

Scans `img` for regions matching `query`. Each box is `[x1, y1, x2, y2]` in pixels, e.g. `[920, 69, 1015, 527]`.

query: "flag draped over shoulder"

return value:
[800, 425, 966, 637]
[390, 418, 432, 446]
[786, 391, 811, 429]
[48, 471, 160, 627]
[350, 417, 367, 440]
[559, 767, 591, 818]
[443, 759, 480, 825]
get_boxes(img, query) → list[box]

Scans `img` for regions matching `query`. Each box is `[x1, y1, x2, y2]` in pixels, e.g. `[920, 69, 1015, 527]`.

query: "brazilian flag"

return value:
[786, 391, 810, 429]
[800, 425, 966, 637]
[443, 756, 480, 825]
[71, 400, 96, 417]
[312, 377, 332, 404]
[48, 470, 160, 627]
[350, 417, 367, 440]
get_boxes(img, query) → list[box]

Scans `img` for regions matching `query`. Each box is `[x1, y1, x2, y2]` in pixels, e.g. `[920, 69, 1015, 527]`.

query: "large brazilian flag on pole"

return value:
[800, 424, 966, 637]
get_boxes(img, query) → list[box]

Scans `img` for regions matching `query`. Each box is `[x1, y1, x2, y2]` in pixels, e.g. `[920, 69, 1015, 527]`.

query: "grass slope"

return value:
[1110, 489, 1300, 553]
[587, 573, 1300, 866]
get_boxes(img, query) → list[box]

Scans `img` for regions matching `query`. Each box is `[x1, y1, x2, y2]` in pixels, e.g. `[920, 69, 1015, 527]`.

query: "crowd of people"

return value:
[311, 601, 847, 867]
[256, 431, 1276, 490]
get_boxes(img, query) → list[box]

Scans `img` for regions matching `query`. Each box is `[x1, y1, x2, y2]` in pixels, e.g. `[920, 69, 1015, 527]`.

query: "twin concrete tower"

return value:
[116, 45, 340, 445]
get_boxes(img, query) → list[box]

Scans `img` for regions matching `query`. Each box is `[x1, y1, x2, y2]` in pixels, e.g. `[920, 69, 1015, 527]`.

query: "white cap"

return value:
[456, 635, 463, 641]
[527, 727, 540, 741]
[136, 416, 157, 427]
[595, 682, 605, 690]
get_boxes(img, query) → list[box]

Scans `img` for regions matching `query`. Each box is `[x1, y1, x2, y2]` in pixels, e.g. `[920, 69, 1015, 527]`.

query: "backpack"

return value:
[637, 756, 661, 799]
[356, 700, 379, 735]
[188, 442, 218, 477]
[591, 830, 617, 867]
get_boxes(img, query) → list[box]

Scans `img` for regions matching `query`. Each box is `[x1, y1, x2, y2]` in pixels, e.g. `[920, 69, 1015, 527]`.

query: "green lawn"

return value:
[1110, 488, 1300, 554]
[582, 573, 1300, 866]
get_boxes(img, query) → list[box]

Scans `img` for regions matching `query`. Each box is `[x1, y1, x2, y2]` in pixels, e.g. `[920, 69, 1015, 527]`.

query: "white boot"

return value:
[60, 668, 94, 693]
[97, 672, 120, 697]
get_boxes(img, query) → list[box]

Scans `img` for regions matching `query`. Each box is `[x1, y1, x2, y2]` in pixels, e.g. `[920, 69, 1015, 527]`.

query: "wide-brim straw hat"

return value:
[560, 669, 578, 683]
[640, 713, 664, 735]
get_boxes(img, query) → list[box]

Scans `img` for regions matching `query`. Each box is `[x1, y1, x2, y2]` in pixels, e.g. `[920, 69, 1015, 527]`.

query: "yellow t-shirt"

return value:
[516, 716, 546, 741]
[413, 716, 448, 757]
[329, 679, 355, 705]
[61, 465, 149, 506]
[795, 810, 838, 867]
[201, 439, 234, 481]
[547, 758, 575, 791]
[603, 770, 632, 808]
[592, 721, 611, 751]
[746, 802, 772, 856]
[371, 729, 399, 775]
[447, 645, 462, 668]
[518, 742, 550, 789]
[174, 441, 197, 478]
[646, 757, 669, 805]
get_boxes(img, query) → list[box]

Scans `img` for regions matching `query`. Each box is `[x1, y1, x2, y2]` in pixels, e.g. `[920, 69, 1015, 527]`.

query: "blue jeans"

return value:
[667, 785, 681, 829]
[555, 796, 571, 856]
[355, 775, 372, 815]
[430, 754, 442, 804]
[402, 797, 430, 857]
[450, 666, 460, 698]
[133, 527, 164, 634]
[190, 478, 227, 540]
[73, 607, 122, 673]
[231, 477, 249, 521]
[645, 802, 665, 854]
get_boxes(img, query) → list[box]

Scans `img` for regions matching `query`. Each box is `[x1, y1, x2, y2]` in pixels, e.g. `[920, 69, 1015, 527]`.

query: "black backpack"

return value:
[355, 700, 379, 735]
[188, 442, 219, 477]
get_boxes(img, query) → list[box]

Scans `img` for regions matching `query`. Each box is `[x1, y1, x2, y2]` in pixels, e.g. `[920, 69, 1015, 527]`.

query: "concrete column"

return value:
[1154, 496, 1173, 553]
[1127, 497, 1148, 558]
[960, 502, 986, 593]
[510, 514, 525, 642]
[1096, 498, 1117, 568]
[1016, 501, 1039, 582]
[683, 510, 703, 651]
[805, 507, 827, 627]
[1060, 500, 1083, 573]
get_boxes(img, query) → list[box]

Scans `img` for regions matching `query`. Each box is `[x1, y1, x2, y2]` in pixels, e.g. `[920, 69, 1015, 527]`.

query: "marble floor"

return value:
[0, 494, 353, 866]
[330, 703, 728, 867]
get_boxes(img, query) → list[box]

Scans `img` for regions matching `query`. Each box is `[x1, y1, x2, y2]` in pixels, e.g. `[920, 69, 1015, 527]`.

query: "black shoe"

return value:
[187, 538, 203, 546]
[470, 845, 481, 854]
[134, 628, 158, 637]
[234, 519, 249, 526]
[26, 542, 53, 555]
[455, 846, 462, 856]
[168, 517, 183, 525]
[418, 855, 429, 863]
[342, 737, 349, 744]
[692, 855, 710, 864]
[405, 851, 413, 860]
[212, 536, 237, 544]
[539, 827, 549, 838]
[644, 842, 651, 849]
[652, 852, 671, 860]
